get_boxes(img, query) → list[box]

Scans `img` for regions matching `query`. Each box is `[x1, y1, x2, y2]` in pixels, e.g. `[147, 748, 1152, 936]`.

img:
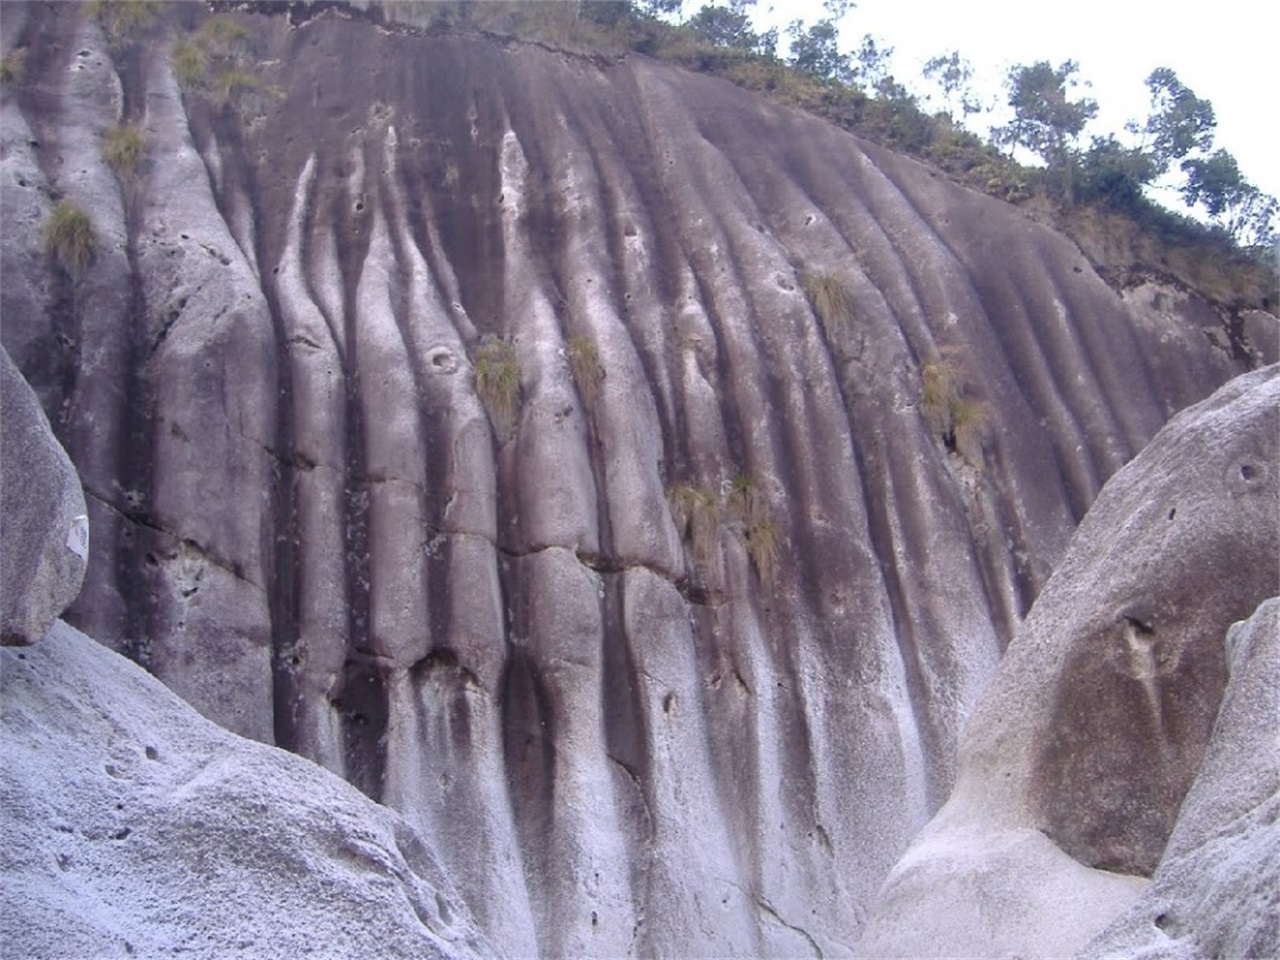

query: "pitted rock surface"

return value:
[856, 365, 1280, 958]
[0, 346, 87, 645]
[1, 3, 1273, 953]
[0, 619, 490, 960]
[1079, 597, 1280, 959]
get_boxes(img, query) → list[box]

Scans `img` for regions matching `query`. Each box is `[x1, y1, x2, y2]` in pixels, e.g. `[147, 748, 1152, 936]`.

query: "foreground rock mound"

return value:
[1081, 597, 1280, 959]
[857, 365, 1280, 958]
[0, 346, 87, 645]
[0, 620, 489, 959]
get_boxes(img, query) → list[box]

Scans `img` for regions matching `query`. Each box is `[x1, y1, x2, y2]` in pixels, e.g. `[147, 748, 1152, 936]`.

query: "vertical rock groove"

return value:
[0, 5, 1262, 955]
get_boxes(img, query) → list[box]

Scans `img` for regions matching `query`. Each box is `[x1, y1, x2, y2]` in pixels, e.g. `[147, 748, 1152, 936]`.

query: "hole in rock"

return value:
[1167, 507, 1176, 520]
[1124, 615, 1155, 637]
[144, 746, 158, 760]
[1240, 463, 1259, 480]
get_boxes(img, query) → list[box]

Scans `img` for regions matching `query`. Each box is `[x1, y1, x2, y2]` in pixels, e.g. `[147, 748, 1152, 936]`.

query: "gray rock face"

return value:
[856, 365, 1280, 958]
[0, 618, 490, 959]
[1079, 597, 1280, 960]
[0, 346, 87, 644]
[1, 3, 1272, 953]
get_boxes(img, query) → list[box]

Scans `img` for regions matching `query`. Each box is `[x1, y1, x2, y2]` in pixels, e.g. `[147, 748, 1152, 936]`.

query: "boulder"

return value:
[856, 365, 1280, 958]
[1079, 597, 1280, 959]
[0, 346, 87, 645]
[0, 619, 491, 959]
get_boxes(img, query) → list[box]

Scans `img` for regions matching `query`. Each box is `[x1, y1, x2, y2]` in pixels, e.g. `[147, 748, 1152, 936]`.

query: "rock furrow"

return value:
[0, 5, 1267, 956]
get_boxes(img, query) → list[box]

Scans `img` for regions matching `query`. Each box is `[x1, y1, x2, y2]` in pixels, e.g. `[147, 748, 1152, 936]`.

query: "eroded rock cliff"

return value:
[1, 3, 1272, 953]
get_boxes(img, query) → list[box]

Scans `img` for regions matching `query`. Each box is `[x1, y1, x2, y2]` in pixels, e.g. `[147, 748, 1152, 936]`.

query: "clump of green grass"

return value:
[472, 338, 522, 429]
[949, 396, 988, 465]
[920, 357, 957, 436]
[441, 159, 460, 190]
[801, 271, 852, 336]
[669, 473, 782, 582]
[0, 48, 28, 87]
[170, 37, 207, 89]
[89, 0, 158, 40]
[43, 202, 97, 274]
[212, 68, 264, 106]
[727, 473, 763, 527]
[566, 334, 603, 407]
[667, 482, 721, 566]
[102, 124, 143, 177]
[744, 517, 780, 583]
[196, 15, 250, 57]
[920, 352, 987, 464]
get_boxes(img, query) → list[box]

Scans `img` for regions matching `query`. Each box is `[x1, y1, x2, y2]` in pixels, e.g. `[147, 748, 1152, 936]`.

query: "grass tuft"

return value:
[920, 358, 957, 437]
[196, 15, 250, 56]
[801, 271, 852, 336]
[0, 48, 28, 87]
[950, 397, 988, 465]
[727, 473, 763, 527]
[103, 124, 143, 177]
[171, 38, 207, 89]
[920, 352, 987, 464]
[744, 517, 780, 583]
[472, 338, 522, 429]
[667, 483, 720, 566]
[212, 68, 264, 107]
[90, 0, 159, 40]
[566, 334, 604, 407]
[43, 202, 97, 274]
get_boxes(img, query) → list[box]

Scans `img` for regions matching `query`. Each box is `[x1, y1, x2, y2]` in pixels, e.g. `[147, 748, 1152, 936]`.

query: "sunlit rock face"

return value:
[855, 366, 1280, 959]
[0, 3, 1263, 953]
[1080, 597, 1280, 960]
[0, 619, 491, 960]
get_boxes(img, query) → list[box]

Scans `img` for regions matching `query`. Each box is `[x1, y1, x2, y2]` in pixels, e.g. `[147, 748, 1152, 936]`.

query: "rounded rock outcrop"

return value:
[856, 365, 1280, 958]
[1, 346, 88, 645]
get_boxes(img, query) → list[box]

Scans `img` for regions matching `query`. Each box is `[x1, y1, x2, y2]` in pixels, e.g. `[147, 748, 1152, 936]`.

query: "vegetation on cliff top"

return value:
[369, 0, 1274, 308]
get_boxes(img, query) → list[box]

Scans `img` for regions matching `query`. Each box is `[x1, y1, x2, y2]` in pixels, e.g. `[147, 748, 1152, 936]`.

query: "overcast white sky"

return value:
[748, 0, 1278, 204]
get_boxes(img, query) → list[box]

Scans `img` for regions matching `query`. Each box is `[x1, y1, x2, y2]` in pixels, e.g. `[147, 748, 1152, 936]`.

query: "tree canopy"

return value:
[993, 60, 1097, 201]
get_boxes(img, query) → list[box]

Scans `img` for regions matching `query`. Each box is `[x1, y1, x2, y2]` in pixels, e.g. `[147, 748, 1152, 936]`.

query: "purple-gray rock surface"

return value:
[2, 2, 1276, 954]
[1079, 597, 1280, 960]
[0, 618, 490, 959]
[856, 365, 1280, 958]
[1, 346, 87, 645]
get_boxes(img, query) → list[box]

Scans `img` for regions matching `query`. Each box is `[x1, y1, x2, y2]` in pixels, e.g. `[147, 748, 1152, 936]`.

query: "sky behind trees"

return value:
[751, 0, 1277, 204]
